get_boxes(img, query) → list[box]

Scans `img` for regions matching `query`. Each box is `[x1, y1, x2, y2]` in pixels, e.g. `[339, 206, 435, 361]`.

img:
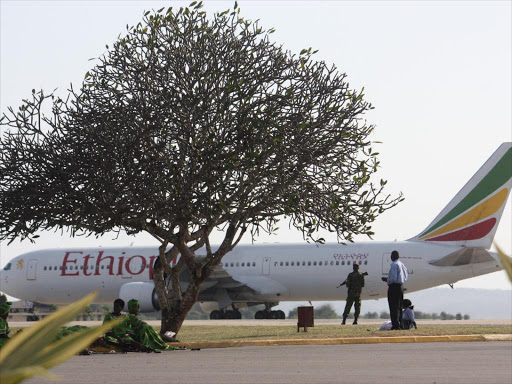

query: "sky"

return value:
[0, 1, 511, 292]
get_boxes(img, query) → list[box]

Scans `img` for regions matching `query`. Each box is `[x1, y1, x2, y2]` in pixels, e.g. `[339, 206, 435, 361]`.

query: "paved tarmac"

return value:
[25, 341, 512, 384]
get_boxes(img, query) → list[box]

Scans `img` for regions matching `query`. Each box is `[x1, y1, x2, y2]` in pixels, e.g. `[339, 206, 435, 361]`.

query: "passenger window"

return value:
[330, 261, 334, 266]
[230, 263, 234, 267]
[235, 262, 239, 267]
[285, 262, 289, 266]
[319, 261, 322, 266]
[313, 261, 317, 266]
[80, 266, 83, 270]
[247, 263, 250, 268]
[241, 262, 245, 267]
[252, 262, 256, 267]
[342, 261, 345, 265]
[59, 266, 62, 270]
[347, 261, 351, 265]
[336, 261, 339, 265]
[291, 262, 294, 266]
[274, 262, 278, 267]
[308, 261, 311, 266]
[364, 260, 368, 265]
[280, 262, 283, 266]
[325, 261, 328, 266]
[44, 266, 47, 271]
[302, 261, 306, 266]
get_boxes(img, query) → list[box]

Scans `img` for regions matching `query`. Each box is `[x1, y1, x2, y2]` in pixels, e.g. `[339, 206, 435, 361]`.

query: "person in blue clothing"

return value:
[382, 250, 408, 330]
[402, 299, 417, 329]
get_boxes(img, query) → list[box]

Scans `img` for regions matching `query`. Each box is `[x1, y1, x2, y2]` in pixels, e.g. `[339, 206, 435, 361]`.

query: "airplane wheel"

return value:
[255, 310, 264, 319]
[235, 310, 242, 319]
[277, 310, 285, 319]
[271, 311, 280, 320]
[225, 310, 236, 320]
[210, 310, 222, 320]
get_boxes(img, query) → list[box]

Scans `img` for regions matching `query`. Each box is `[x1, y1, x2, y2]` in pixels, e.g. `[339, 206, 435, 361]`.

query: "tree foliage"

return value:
[0, 3, 401, 333]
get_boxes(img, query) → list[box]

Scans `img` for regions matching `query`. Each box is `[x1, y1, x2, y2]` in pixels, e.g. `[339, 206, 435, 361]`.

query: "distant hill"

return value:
[276, 288, 512, 319]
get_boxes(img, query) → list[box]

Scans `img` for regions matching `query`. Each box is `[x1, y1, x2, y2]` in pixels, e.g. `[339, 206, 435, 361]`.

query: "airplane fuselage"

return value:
[0, 241, 501, 308]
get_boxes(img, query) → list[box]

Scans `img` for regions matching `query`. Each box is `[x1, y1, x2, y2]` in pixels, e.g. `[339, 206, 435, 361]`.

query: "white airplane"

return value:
[1, 143, 510, 319]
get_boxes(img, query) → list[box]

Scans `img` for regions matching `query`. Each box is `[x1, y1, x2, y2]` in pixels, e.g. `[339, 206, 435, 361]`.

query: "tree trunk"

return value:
[162, 281, 202, 334]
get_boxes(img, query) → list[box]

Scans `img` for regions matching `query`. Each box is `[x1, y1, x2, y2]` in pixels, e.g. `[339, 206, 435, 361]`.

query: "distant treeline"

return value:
[360, 311, 470, 320]
[288, 305, 470, 320]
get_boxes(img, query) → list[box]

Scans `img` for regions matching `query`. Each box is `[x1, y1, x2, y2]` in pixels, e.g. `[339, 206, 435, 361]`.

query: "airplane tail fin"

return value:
[409, 142, 512, 249]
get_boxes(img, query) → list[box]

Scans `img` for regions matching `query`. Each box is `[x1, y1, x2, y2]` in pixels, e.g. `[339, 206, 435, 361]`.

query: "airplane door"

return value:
[382, 253, 392, 275]
[262, 257, 271, 276]
[26, 259, 37, 280]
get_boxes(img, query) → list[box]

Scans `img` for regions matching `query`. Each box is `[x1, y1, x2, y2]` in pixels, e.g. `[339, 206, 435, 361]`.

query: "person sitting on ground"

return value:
[0, 301, 12, 348]
[103, 298, 156, 352]
[402, 299, 417, 329]
[127, 299, 175, 351]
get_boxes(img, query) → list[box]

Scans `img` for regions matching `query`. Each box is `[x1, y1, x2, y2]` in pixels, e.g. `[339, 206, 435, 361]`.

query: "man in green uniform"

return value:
[340, 262, 365, 325]
[0, 301, 12, 348]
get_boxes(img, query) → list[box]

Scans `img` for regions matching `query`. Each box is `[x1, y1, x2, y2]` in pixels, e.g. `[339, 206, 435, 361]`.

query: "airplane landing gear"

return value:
[254, 310, 285, 319]
[209, 308, 242, 320]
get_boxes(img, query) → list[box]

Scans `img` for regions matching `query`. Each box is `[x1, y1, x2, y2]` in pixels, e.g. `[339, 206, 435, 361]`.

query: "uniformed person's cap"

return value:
[353, 262, 360, 267]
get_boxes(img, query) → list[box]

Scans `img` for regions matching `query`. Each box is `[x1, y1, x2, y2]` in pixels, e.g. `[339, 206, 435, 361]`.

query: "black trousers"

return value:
[387, 283, 403, 330]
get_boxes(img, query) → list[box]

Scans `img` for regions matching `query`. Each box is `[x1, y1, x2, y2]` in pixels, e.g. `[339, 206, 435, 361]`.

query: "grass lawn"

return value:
[174, 324, 512, 342]
[9, 324, 511, 344]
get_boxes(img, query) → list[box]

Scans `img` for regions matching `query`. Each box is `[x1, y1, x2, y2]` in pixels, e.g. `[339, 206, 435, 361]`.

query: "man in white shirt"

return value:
[385, 250, 408, 330]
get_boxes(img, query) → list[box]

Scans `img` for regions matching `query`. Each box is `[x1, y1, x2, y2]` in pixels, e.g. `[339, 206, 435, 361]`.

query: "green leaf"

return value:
[495, 243, 512, 282]
[0, 291, 120, 384]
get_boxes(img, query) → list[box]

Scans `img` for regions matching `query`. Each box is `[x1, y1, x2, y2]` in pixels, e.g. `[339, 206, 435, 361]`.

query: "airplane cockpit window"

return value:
[3, 263, 12, 271]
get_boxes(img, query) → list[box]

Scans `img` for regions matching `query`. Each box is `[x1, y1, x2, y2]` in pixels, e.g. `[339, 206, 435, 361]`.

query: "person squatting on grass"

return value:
[402, 299, 417, 329]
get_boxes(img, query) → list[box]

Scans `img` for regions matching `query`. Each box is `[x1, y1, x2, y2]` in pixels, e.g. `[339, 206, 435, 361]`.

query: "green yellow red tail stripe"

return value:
[412, 143, 511, 247]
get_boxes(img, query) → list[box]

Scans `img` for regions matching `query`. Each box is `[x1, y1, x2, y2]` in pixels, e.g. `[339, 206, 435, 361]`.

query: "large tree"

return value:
[0, 3, 402, 333]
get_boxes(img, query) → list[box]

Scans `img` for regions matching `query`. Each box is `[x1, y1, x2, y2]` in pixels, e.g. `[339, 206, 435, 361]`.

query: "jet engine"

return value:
[119, 282, 160, 312]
